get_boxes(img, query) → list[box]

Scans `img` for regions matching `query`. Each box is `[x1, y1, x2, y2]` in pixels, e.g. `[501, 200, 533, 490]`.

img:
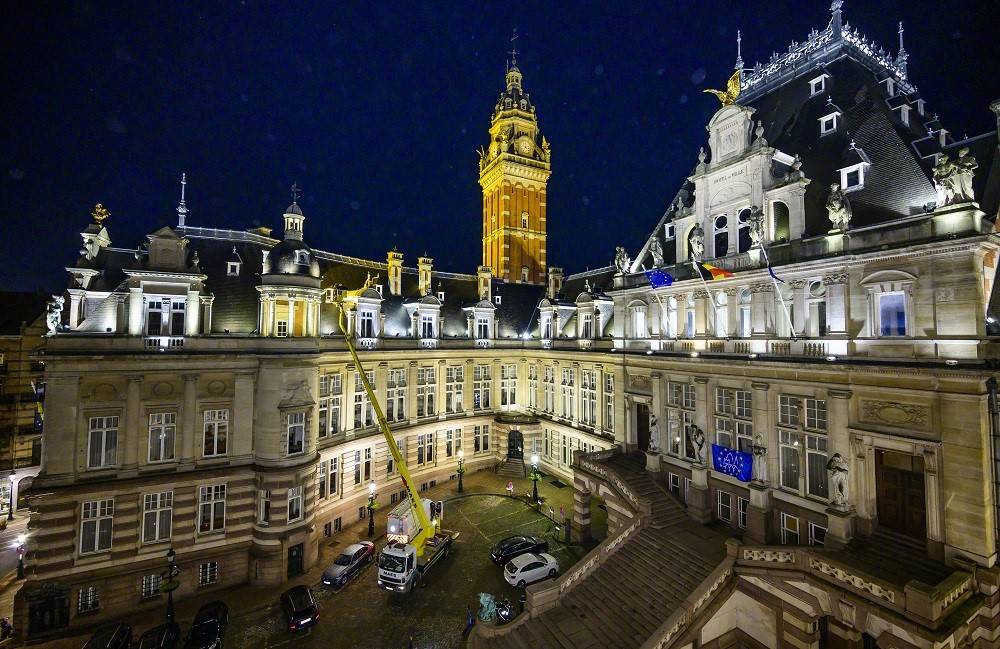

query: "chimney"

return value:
[477, 265, 493, 302]
[418, 256, 433, 296]
[387, 249, 404, 296]
[547, 267, 563, 299]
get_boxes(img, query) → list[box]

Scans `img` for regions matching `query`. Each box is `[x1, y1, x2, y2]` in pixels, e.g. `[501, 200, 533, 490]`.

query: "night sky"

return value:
[3, 1, 997, 292]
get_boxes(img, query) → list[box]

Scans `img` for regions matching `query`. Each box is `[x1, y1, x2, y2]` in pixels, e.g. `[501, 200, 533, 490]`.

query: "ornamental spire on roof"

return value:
[735, 29, 744, 71]
[176, 172, 188, 227]
[509, 27, 519, 69]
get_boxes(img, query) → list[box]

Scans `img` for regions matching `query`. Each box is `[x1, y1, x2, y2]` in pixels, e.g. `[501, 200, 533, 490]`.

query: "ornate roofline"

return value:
[739, 3, 914, 102]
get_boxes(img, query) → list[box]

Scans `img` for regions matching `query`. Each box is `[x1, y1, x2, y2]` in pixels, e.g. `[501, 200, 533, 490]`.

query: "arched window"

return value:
[629, 302, 648, 339]
[737, 208, 753, 253]
[714, 215, 729, 258]
[738, 289, 752, 338]
[714, 291, 728, 337]
[772, 201, 790, 243]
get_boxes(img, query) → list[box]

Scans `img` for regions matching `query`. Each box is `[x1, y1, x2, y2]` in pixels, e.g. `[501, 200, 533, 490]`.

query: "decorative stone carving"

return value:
[861, 400, 929, 428]
[933, 150, 977, 206]
[826, 453, 850, 509]
[279, 380, 315, 409]
[648, 238, 664, 267]
[955, 147, 978, 203]
[614, 246, 631, 275]
[751, 432, 768, 483]
[808, 558, 897, 603]
[628, 374, 651, 391]
[750, 282, 773, 293]
[46, 295, 64, 335]
[822, 272, 849, 285]
[648, 413, 660, 452]
[688, 425, 708, 465]
[688, 224, 705, 261]
[748, 205, 766, 248]
[742, 548, 794, 563]
[826, 182, 852, 232]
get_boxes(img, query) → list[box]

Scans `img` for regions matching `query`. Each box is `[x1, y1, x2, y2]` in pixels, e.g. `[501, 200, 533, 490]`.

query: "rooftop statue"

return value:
[937, 147, 980, 205]
[614, 246, 631, 275]
[748, 205, 766, 248]
[688, 224, 705, 261]
[826, 183, 852, 232]
[703, 70, 742, 107]
[46, 295, 64, 336]
[648, 237, 664, 267]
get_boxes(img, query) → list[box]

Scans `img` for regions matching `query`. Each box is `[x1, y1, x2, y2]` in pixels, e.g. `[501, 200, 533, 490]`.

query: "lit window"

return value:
[287, 486, 303, 522]
[87, 415, 119, 469]
[203, 409, 229, 457]
[198, 484, 226, 533]
[819, 112, 839, 135]
[80, 499, 114, 554]
[286, 411, 305, 455]
[78, 586, 100, 613]
[521, 266, 529, 283]
[781, 512, 800, 544]
[148, 412, 176, 463]
[227, 262, 240, 277]
[717, 490, 732, 522]
[494, 295, 502, 305]
[840, 163, 866, 190]
[521, 212, 529, 228]
[198, 562, 219, 586]
[276, 320, 288, 337]
[878, 292, 906, 336]
[141, 573, 162, 600]
[142, 491, 173, 544]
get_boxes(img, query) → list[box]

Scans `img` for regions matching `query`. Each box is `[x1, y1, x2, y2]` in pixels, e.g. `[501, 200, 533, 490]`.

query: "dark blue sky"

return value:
[3, 1, 996, 291]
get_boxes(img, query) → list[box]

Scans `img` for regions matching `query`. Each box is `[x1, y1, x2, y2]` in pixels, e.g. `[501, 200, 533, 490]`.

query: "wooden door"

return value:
[636, 403, 650, 451]
[875, 451, 926, 539]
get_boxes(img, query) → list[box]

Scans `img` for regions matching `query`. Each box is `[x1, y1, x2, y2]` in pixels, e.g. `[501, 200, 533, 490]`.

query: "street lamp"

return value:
[161, 547, 180, 623]
[457, 449, 465, 494]
[529, 454, 541, 503]
[7, 472, 15, 521]
[15, 534, 26, 579]
[367, 481, 378, 538]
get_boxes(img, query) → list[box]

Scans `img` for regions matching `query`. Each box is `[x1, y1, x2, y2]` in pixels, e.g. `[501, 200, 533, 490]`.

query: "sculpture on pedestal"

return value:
[648, 413, 660, 453]
[688, 225, 705, 261]
[751, 432, 768, 484]
[748, 205, 766, 249]
[826, 453, 850, 509]
[689, 425, 708, 465]
[931, 149, 977, 206]
[648, 238, 664, 268]
[826, 183, 852, 232]
[614, 246, 631, 275]
[46, 295, 64, 335]
[954, 147, 978, 203]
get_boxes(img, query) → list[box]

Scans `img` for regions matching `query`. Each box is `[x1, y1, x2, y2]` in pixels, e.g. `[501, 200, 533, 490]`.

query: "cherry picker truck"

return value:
[336, 286, 457, 593]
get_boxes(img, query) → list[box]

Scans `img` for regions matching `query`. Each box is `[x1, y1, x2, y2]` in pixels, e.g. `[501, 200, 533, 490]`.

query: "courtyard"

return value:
[32, 470, 606, 649]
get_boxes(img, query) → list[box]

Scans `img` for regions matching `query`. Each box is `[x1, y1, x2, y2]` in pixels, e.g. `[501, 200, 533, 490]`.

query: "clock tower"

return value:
[478, 62, 551, 284]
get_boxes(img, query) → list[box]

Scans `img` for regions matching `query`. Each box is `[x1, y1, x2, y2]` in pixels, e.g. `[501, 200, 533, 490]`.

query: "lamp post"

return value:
[367, 481, 378, 538]
[529, 454, 541, 503]
[15, 534, 26, 579]
[457, 449, 465, 493]
[161, 547, 180, 623]
[7, 472, 15, 521]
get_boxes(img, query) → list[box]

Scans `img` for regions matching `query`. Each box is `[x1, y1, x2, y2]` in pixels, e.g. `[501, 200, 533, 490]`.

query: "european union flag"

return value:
[645, 269, 673, 288]
[767, 263, 785, 284]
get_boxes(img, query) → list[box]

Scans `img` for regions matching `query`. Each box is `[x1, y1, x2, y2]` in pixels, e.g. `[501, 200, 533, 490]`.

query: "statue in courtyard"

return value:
[477, 593, 498, 622]
[751, 433, 768, 484]
[688, 425, 708, 465]
[826, 183, 852, 232]
[46, 295, 64, 336]
[614, 246, 631, 275]
[748, 205, 766, 249]
[648, 237, 664, 268]
[688, 224, 705, 261]
[826, 452, 850, 509]
[648, 413, 660, 453]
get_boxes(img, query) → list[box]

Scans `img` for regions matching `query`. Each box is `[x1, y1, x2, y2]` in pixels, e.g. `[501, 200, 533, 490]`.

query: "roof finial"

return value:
[509, 28, 519, 68]
[176, 172, 188, 227]
[290, 181, 301, 204]
[898, 21, 905, 52]
[735, 29, 744, 71]
[830, 0, 844, 36]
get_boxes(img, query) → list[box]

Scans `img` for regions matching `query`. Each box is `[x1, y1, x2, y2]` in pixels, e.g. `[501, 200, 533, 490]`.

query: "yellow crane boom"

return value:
[336, 298, 434, 555]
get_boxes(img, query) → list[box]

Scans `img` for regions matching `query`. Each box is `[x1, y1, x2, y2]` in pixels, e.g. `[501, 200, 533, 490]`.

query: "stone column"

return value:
[824, 389, 854, 549]
[687, 376, 712, 523]
[185, 289, 201, 336]
[751, 284, 774, 336]
[649, 371, 663, 460]
[345, 365, 357, 438]
[824, 272, 849, 336]
[407, 361, 419, 425]
[287, 297, 296, 336]
[623, 394, 634, 450]
[492, 358, 502, 412]
[123, 375, 142, 473]
[42, 375, 80, 475]
[68, 290, 84, 328]
[923, 446, 944, 560]
[375, 362, 388, 419]
[747, 381, 773, 543]
[128, 287, 144, 336]
[572, 477, 593, 544]
[695, 291, 710, 338]
[180, 374, 198, 467]
[201, 297, 213, 334]
[791, 280, 807, 336]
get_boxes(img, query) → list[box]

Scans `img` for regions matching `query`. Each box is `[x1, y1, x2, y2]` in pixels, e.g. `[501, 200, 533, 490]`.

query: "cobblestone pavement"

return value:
[232, 493, 589, 649]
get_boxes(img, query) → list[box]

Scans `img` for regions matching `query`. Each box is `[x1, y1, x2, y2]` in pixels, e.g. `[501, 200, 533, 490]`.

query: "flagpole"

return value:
[759, 244, 796, 341]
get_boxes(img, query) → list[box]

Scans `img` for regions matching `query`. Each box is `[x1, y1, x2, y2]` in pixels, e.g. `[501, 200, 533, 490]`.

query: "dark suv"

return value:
[490, 535, 549, 565]
[280, 585, 319, 632]
[83, 623, 132, 649]
[136, 622, 181, 649]
[183, 601, 229, 649]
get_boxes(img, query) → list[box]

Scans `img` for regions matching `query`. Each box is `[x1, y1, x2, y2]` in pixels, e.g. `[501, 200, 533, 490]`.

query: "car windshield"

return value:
[505, 562, 518, 574]
[379, 552, 406, 573]
[187, 621, 217, 642]
[334, 553, 353, 566]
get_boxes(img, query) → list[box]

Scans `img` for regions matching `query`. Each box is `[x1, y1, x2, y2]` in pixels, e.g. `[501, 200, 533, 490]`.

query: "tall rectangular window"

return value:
[717, 490, 732, 522]
[354, 370, 375, 429]
[318, 461, 328, 499]
[420, 313, 435, 338]
[446, 366, 464, 413]
[581, 312, 594, 338]
[474, 425, 490, 453]
[203, 409, 229, 457]
[80, 498, 114, 554]
[141, 574, 162, 600]
[473, 365, 491, 410]
[287, 486, 303, 522]
[417, 367, 436, 417]
[500, 364, 517, 406]
[142, 491, 173, 544]
[561, 368, 576, 419]
[781, 513, 800, 544]
[286, 411, 305, 455]
[737, 497, 749, 529]
[198, 484, 226, 533]
[198, 562, 219, 586]
[543, 367, 555, 413]
[779, 431, 802, 491]
[78, 586, 100, 613]
[386, 368, 407, 422]
[581, 370, 597, 425]
[878, 292, 906, 336]
[319, 373, 343, 438]
[604, 372, 614, 431]
[148, 412, 176, 463]
[87, 415, 119, 469]
[805, 398, 827, 431]
[778, 396, 800, 427]
[527, 364, 538, 409]
[258, 489, 271, 524]
[476, 317, 490, 339]
[805, 434, 829, 499]
[417, 433, 434, 465]
[359, 310, 375, 338]
[145, 298, 186, 337]
[329, 457, 338, 495]
[715, 388, 752, 452]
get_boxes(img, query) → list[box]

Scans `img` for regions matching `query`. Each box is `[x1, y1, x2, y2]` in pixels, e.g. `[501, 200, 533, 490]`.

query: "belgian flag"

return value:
[696, 262, 734, 281]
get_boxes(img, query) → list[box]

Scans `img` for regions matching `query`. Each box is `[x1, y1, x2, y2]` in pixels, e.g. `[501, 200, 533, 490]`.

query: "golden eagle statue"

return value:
[703, 70, 741, 106]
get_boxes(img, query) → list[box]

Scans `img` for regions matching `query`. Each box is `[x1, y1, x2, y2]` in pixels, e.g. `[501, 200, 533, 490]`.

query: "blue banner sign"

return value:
[711, 444, 753, 482]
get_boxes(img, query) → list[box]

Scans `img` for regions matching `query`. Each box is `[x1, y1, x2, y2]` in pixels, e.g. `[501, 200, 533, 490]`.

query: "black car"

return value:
[83, 623, 132, 649]
[280, 585, 319, 632]
[490, 535, 549, 565]
[137, 622, 181, 649]
[183, 601, 229, 649]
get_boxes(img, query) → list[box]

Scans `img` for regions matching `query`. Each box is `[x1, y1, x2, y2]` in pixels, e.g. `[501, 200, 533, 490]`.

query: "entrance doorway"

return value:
[875, 450, 926, 540]
[287, 543, 304, 578]
[636, 403, 650, 451]
[507, 430, 523, 460]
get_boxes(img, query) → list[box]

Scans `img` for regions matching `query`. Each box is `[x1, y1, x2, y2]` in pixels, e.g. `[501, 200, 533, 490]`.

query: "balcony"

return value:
[143, 336, 184, 350]
[419, 338, 438, 349]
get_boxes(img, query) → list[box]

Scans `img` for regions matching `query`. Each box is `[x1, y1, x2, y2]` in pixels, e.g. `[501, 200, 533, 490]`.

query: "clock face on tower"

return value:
[516, 137, 534, 156]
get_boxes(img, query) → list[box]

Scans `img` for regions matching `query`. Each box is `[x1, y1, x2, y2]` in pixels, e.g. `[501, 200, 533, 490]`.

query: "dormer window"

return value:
[494, 295, 502, 305]
[819, 112, 839, 136]
[881, 77, 896, 98]
[520, 266, 529, 283]
[294, 250, 308, 265]
[664, 223, 675, 240]
[324, 288, 336, 303]
[375, 284, 383, 297]
[839, 163, 867, 191]
[521, 212, 529, 228]
[808, 74, 828, 96]
[897, 104, 910, 127]
[227, 262, 241, 277]
[437, 291, 445, 302]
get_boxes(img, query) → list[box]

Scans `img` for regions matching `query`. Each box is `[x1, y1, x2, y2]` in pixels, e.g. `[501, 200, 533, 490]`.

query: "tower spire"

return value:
[735, 29, 743, 71]
[176, 172, 188, 227]
[830, 0, 844, 36]
[896, 21, 908, 79]
[509, 28, 519, 68]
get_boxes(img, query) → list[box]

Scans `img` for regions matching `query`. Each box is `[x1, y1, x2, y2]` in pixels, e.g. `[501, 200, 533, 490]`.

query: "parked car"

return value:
[183, 601, 229, 649]
[490, 535, 549, 565]
[136, 622, 181, 649]
[322, 541, 375, 587]
[504, 552, 559, 588]
[82, 623, 132, 649]
[281, 585, 319, 632]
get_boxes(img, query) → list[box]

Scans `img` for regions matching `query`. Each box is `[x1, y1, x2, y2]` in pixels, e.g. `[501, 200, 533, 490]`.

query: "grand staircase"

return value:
[474, 453, 729, 649]
[497, 458, 526, 479]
